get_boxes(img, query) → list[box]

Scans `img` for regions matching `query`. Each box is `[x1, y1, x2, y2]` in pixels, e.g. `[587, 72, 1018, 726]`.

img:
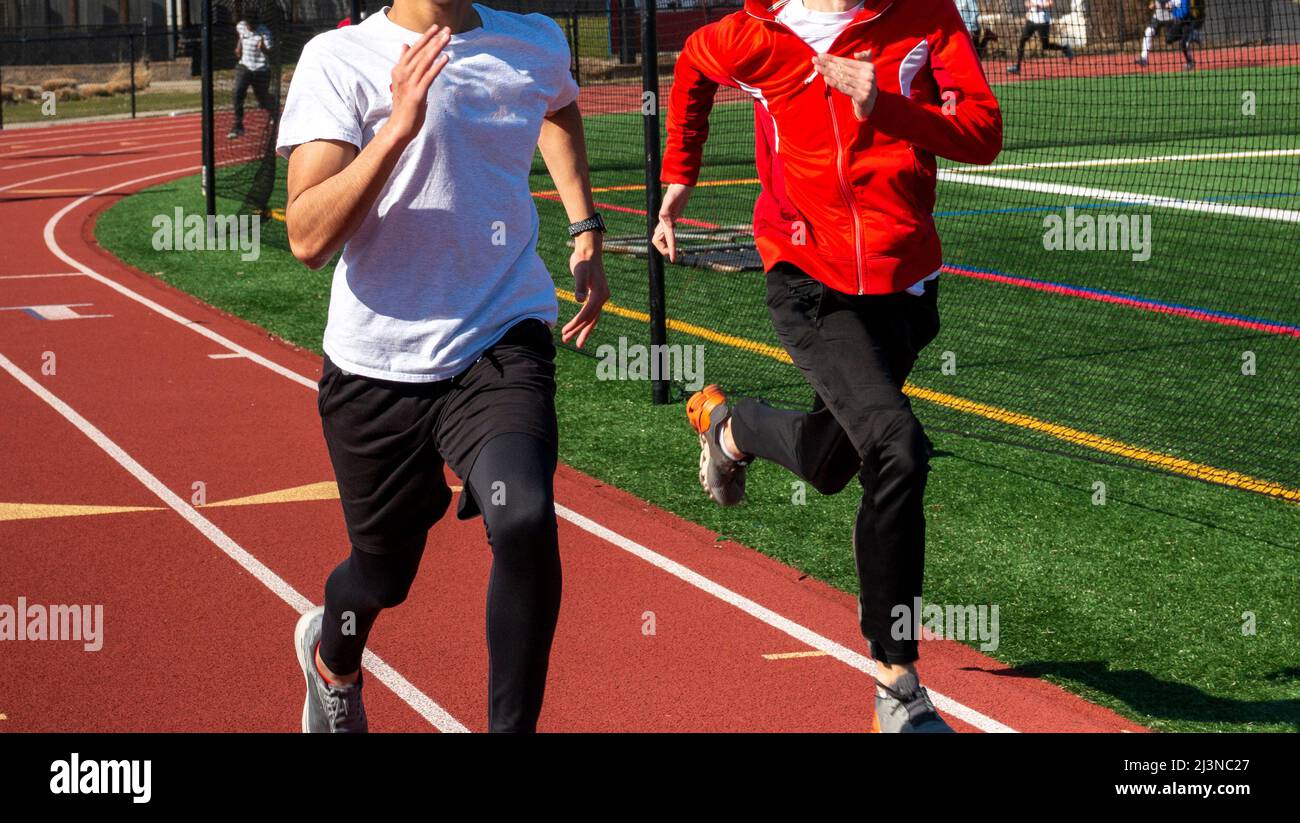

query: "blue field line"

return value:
[942, 260, 1300, 338]
[935, 190, 1300, 219]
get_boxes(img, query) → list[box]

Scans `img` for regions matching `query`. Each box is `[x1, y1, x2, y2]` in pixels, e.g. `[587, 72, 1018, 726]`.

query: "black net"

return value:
[208, 0, 294, 215]
[608, 0, 1300, 500]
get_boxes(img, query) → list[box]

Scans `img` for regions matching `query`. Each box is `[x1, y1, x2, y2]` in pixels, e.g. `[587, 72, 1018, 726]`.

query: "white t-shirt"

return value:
[1027, 0, 1051, 25]
[776, 0, 937, 296]
[276, 5, 579, 382]
[775, 0, 862, 54]
[236, 21, 273, 71]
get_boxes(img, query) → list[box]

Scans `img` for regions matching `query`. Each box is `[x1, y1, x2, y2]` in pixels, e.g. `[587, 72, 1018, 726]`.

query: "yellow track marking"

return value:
[203, 480, 464, 508]
[762, 650, 830, 660]
[201, 481, 340, 508]
[0, 502, 161, 522]
[0, 483, 468, 523]
[558, 290, 1300, 502]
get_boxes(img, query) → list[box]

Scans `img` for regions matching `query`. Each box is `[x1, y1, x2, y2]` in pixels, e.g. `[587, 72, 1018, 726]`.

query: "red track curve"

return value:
[0, 114, 1142, 732]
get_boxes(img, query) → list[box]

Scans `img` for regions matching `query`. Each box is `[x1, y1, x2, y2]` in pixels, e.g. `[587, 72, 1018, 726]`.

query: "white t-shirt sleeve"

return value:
[536, 15, 579, 113]
[275, 38, 364, 158]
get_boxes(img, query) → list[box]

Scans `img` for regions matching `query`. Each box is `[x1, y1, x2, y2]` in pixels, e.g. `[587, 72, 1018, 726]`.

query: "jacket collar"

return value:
[744, 0, 895, 25]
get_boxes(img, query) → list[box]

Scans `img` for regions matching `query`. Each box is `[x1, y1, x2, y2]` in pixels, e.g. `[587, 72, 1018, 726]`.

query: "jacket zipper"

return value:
[749, 4, 894, 294]
[825, 85, 866, 294]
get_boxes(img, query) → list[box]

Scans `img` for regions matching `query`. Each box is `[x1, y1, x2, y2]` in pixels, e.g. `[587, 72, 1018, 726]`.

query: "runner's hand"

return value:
[812, 50, 877, 121]
[385, 26, 451, 148]
[652, 183, 694, 263]
[562, 248, 609, 348]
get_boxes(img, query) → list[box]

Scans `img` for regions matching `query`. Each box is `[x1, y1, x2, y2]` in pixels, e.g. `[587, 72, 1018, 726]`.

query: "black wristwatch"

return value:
[567, 212, 606, 238]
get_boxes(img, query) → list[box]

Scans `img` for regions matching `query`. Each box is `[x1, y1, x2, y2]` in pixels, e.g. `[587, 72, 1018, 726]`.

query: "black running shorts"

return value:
[317, 318, 559, 554]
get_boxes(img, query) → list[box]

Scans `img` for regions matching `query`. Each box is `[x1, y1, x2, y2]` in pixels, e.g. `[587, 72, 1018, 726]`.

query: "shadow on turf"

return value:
[977, 660, 1300, 731]
[928, 436, 1299, 555]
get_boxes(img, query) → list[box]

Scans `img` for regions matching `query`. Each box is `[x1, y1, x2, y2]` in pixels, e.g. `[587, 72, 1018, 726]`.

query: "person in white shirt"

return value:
[1007, 0, 1073, 74]
[279, 1, 608, 733]
[954, 0, 996, 58]
[1136, 0, 1200, 70]
[229, 8, 276, 139]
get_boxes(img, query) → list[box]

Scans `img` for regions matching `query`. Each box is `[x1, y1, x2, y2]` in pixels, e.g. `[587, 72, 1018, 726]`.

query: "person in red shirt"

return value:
[654, 0, 1002, 732]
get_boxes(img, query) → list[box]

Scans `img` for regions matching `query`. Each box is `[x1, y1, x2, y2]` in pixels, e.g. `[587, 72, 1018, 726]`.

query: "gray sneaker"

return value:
[294, 606, 368, 733]
[686, 385, 749, 507]
[872, 672, 955, 733]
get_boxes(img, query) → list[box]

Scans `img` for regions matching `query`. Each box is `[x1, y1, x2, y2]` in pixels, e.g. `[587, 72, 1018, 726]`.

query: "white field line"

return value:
[0, 351, 468, 733]
[954, 147, 1300, 174]
[937, 169, 1300, 223]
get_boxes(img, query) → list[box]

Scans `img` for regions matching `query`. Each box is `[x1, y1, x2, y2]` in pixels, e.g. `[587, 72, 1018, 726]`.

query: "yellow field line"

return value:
[558, 289, 1300, 503]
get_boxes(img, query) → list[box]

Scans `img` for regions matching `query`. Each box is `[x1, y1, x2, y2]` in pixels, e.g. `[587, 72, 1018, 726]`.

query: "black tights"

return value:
[318, 432, 562, 732]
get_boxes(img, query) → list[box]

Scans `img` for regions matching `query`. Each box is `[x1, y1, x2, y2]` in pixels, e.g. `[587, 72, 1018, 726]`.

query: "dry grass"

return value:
[107, 64, 151, 90]
[40, 77, 79, 92]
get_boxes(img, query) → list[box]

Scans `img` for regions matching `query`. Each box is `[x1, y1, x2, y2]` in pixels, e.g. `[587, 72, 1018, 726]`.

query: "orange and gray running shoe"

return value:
[872, 672, 955, 733]
[686, 385, 749, 508]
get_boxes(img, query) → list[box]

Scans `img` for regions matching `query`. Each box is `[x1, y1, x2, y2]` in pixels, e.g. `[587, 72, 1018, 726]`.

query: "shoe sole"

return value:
[688, 385, 734, 506]
[697, 431, 720, 505]
[293, 608, 320, 734]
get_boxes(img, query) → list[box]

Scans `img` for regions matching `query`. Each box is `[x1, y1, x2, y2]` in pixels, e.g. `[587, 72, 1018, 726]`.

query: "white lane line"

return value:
[555, 503, 1017, 733]
[50, 161, 1020, 733]
[937, 169, 1300, 223]
[42, 166, 318, 390]
[0, 115, 201, 148]
[0, 124, 198, 156]
[0, 351, 469, 734]
[208, 352, 249, 360]
[1, 136, 199, 171]
[955, 147, 1300, 174]
[0, 150, 198, 194]
[0, 272, 83, 280]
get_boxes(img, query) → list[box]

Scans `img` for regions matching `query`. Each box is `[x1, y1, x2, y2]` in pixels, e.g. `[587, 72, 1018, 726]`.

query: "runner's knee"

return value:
[862, 410, 930, 487]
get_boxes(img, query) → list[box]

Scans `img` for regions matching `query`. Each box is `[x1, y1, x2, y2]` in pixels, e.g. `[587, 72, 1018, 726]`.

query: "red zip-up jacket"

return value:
[662, 0, 1003, 295]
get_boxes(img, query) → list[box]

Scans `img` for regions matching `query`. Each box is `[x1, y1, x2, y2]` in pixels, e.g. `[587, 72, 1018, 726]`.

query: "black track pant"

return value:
[1015, 22, 1066, 65]
[232, 65, 273, 129]
[729, 264, 940, 665]
[318, 432, 562, 733]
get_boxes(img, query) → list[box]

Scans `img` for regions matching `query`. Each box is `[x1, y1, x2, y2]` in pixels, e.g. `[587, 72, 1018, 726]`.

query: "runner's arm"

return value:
[537, 99, 609, 347]
[662, 22, 736, 187]
[285, 137, 401, 270]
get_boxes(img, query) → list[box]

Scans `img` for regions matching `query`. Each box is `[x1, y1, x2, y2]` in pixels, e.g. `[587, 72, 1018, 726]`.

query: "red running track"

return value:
[0, 115, 1142, 732]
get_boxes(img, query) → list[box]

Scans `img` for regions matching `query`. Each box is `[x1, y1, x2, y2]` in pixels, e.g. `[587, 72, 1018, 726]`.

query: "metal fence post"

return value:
[642, 0, 668, 405]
